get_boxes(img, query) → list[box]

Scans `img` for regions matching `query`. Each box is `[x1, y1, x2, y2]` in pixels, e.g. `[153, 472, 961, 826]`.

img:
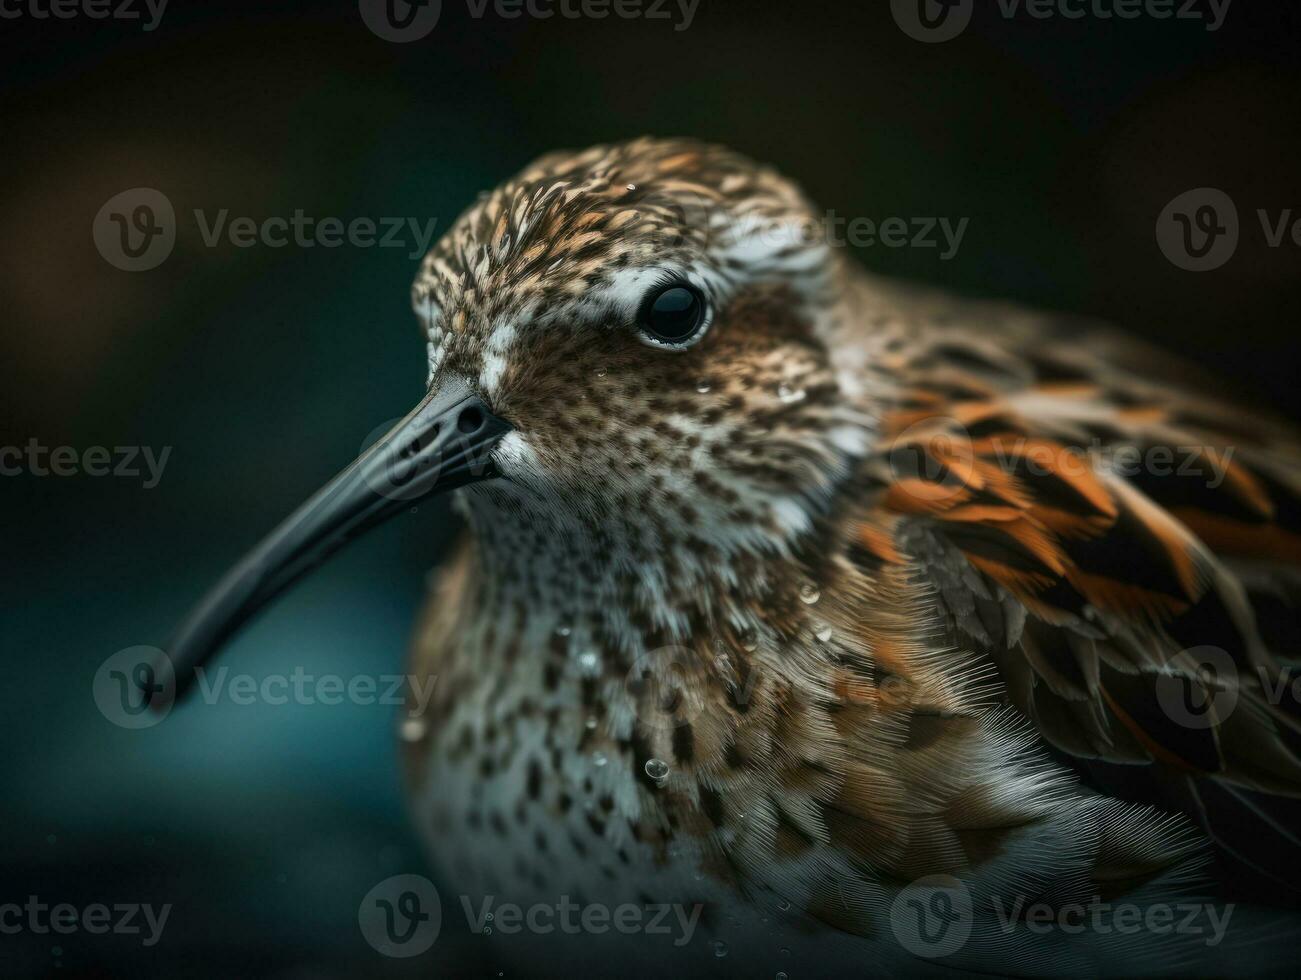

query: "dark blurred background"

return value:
[2, 0, 1298, 976]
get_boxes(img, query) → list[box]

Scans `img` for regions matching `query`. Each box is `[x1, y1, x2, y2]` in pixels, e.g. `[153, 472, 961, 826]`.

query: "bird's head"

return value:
[159, 138, 870, 698]
[419, 139, 868, 557]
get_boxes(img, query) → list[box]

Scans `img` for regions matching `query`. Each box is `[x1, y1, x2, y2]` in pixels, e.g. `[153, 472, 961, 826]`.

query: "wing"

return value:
[852, 310, 1301, 866]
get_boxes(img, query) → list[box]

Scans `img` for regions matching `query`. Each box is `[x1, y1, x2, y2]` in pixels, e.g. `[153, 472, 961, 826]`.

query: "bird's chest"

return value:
[401, 614, 714, 911]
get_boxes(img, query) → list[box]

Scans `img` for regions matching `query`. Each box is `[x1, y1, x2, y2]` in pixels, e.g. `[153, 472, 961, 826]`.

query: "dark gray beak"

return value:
[153, 377, 509, 707]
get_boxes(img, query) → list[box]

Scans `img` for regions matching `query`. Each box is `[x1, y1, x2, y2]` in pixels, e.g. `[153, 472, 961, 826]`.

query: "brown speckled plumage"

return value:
[397, 138, 1301, 975]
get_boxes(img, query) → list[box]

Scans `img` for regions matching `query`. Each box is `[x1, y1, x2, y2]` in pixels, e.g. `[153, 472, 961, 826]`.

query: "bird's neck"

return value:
[450, 480, 833, 668]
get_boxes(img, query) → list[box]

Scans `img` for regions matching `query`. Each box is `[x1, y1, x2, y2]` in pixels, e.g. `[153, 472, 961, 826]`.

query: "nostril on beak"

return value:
[457, 406, 484, 434]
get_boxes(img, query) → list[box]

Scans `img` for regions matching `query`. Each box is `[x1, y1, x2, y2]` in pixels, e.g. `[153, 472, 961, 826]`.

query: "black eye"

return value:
[639, 282, 707, 347]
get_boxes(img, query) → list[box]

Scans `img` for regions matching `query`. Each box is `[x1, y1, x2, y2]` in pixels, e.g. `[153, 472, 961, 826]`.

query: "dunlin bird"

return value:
[162, 138, 1301, 975]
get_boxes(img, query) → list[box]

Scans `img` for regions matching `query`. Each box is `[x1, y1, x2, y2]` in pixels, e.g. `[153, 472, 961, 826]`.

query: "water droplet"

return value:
[400, 717, 427, 742]
[712, 940, 729, 958]
[626, 183, 637, 191]
[555, 625, 572, 638]
[593, 752, 608, 767]
[798, 582, 820, 605]
[814, 623, 833, 643]
[738, 629, 759, 652]
[777, 383, 806, 404]
[577, 651, 600, 675]
[485, 912, 494, 922]
[695, 380, 712, 394]
[777, 899, 791, 912]
[644, 758, 670, 782]
[585, 717, 598, 731]
[776, 973, 789, 980]
[483, 925, 493, 935]
[780, 946, 790, 955]
[595, 367, 607, 379]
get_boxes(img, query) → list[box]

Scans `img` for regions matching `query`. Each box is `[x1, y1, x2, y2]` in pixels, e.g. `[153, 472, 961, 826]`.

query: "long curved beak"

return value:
[153, 377, 510, 707]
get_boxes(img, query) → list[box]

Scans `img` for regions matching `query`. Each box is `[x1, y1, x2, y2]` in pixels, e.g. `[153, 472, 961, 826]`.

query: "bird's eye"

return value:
[638, 282, 708, 349]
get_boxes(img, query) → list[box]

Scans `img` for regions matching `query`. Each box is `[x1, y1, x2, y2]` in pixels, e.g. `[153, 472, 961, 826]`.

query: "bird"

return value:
[161, 137, 1301, 976]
